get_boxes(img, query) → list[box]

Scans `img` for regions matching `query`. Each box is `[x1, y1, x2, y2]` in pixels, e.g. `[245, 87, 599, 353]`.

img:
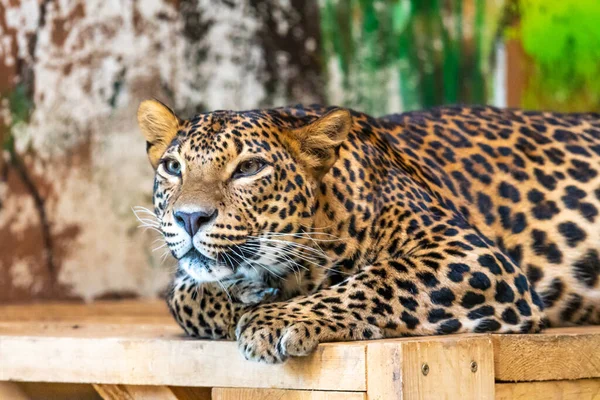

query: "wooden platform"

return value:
[1, 301, 599, 399]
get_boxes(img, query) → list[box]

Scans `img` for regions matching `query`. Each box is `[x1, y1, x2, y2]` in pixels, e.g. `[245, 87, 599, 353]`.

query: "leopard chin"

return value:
[178, 250, 234, 283]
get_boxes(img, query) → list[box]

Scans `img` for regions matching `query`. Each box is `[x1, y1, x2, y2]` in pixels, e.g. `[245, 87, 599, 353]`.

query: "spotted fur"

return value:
[140, 103, 600, 363]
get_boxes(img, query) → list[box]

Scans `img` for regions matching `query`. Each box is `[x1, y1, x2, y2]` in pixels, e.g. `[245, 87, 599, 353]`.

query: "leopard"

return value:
[137, 99, 600, 363]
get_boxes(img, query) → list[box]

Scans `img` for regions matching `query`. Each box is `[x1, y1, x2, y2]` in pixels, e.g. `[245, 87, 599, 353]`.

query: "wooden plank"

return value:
[0, 323, 366, 391]
[495, 379, 600, 400]
[366, 336, 494, 400]
[0, 300, 172, 325]
[19, 382, 102, 399]
[0, 382, 31, 400]
[4, 300, 600, 392]
[212, 388, 365, 400]
[494, 326, 600, 381]
[168, 387, 212, 400]
[0, 321, 183, 338]
[95, 384, 198, 400]
[124, 386, 180, 400]
[365, 341, 402, 400]
[94, 384, 134, 400]
[398, 336, 494, 400]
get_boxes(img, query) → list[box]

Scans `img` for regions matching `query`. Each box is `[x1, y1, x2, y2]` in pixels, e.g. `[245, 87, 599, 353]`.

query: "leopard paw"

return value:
[236, 315, 318, 363]
[235, 309, 383, 363]
[232, 281, 280, 305]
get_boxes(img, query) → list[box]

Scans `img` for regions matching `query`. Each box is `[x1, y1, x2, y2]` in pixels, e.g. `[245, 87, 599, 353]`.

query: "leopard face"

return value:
[138, 100, 351, 283]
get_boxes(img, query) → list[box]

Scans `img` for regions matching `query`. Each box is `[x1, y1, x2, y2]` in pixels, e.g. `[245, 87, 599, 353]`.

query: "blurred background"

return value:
[1, 0, 599, 303]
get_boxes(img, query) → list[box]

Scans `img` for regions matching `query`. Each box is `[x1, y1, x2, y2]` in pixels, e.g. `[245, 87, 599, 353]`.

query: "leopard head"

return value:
[137, 100, 351, 283]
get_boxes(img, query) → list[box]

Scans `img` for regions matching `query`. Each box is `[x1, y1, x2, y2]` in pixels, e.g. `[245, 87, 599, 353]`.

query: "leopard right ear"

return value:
[137, 99, 181, 169]
[281, 108, 352, 179]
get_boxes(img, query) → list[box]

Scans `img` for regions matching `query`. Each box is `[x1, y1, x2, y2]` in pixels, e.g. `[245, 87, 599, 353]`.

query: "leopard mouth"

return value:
[178, 239, 266, 282]
[182, 248, 214, 265]
[179, 249, 235, 283]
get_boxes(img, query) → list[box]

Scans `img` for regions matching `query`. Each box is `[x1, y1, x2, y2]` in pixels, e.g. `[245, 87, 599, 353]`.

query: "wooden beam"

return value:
[365, 341, 402, 399]
[212, 388, 365, 400]
[3, 300, 600, 393]
[94, 384, 210, 400]
[495, 378, 600, 400]
[0, 300, 172, 325]
[93, 384, 134, 400]
[0, 323, 366, 391]
[122, 385, 180, 400]
[168, 387, 212, 400]
[0, 382, 30, 400]
[18, 382, 101, 399]
[366, 336, 494, 400]
[494, 326, 600, 381]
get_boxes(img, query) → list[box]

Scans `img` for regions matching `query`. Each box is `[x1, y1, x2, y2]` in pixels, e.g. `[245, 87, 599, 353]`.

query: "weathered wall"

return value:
[2, 0, 597, 302]
[0, 0, 326, 302]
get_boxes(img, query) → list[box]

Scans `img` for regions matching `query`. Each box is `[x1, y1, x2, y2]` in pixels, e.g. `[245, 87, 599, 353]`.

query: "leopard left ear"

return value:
[137, 99, 182, 169]
[283, 108, 352, 179]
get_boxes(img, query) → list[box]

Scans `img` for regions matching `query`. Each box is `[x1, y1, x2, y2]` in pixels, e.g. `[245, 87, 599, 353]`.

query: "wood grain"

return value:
[123, 385, 180, 400]
[366, 335, 494, 400]
[0, 322, 366, 391]
[365, 342, 401, 400]
[18, 382, 102, 399]
[94, 384, 211, 400]
[93, 384, 134, 400]
[0, 382, 31, 400]
[168, 387, 212, 400]
[213, 388, 365, 400]
[4, 301, 600, 395]
[494, 326, 600, 381]
[0, 300, 172, 325]
[495, 379, 600, 400]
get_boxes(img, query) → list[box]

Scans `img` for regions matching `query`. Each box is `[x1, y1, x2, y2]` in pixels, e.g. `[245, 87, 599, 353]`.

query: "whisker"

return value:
[260, 231, 342, 242]
[160, 249, 172, 264]
[271, 246, 324, 268]
[216, 278, 232, 302]
[258, 243, 329, 267]
[246, 236, 334, 270]
[240, 243, 308, 274]
[152, 243, 167, 252]
[250, 237, 329, 257]
[136, 218, 161, 226]
[139, 226, 162, 234]
[257, 245, 352, 277]
[243, 241, 353, 278]
[132, 207, 160, 224]
[132, 205, 155, 211]
[269, 231, 340, 239]
[132, 206, 158, 216]
[223, 238, 281, 279]
[251, 247, 308, 285]
[134, 213, 159, 221]
[242, 242, 304, 263]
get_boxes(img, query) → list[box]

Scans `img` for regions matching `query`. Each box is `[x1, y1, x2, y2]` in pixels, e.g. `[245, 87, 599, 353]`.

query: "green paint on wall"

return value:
[2, 84, 33, 151]
[511, 0, 600, 111]
[319, 0, 503, 115]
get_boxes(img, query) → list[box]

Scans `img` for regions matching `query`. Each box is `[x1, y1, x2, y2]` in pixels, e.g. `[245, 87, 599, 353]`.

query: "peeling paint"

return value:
[10, 258, 41, 292]
[0, 190, 36, 234]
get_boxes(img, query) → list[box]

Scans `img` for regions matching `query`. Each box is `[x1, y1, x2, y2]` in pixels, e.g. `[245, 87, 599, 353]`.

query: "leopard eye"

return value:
[233, 159, 266, 179]
[164, 159, 182, 176]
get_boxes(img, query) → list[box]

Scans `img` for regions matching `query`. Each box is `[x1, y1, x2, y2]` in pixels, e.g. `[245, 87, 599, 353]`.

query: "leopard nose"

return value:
[174, 209, 217, 237]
